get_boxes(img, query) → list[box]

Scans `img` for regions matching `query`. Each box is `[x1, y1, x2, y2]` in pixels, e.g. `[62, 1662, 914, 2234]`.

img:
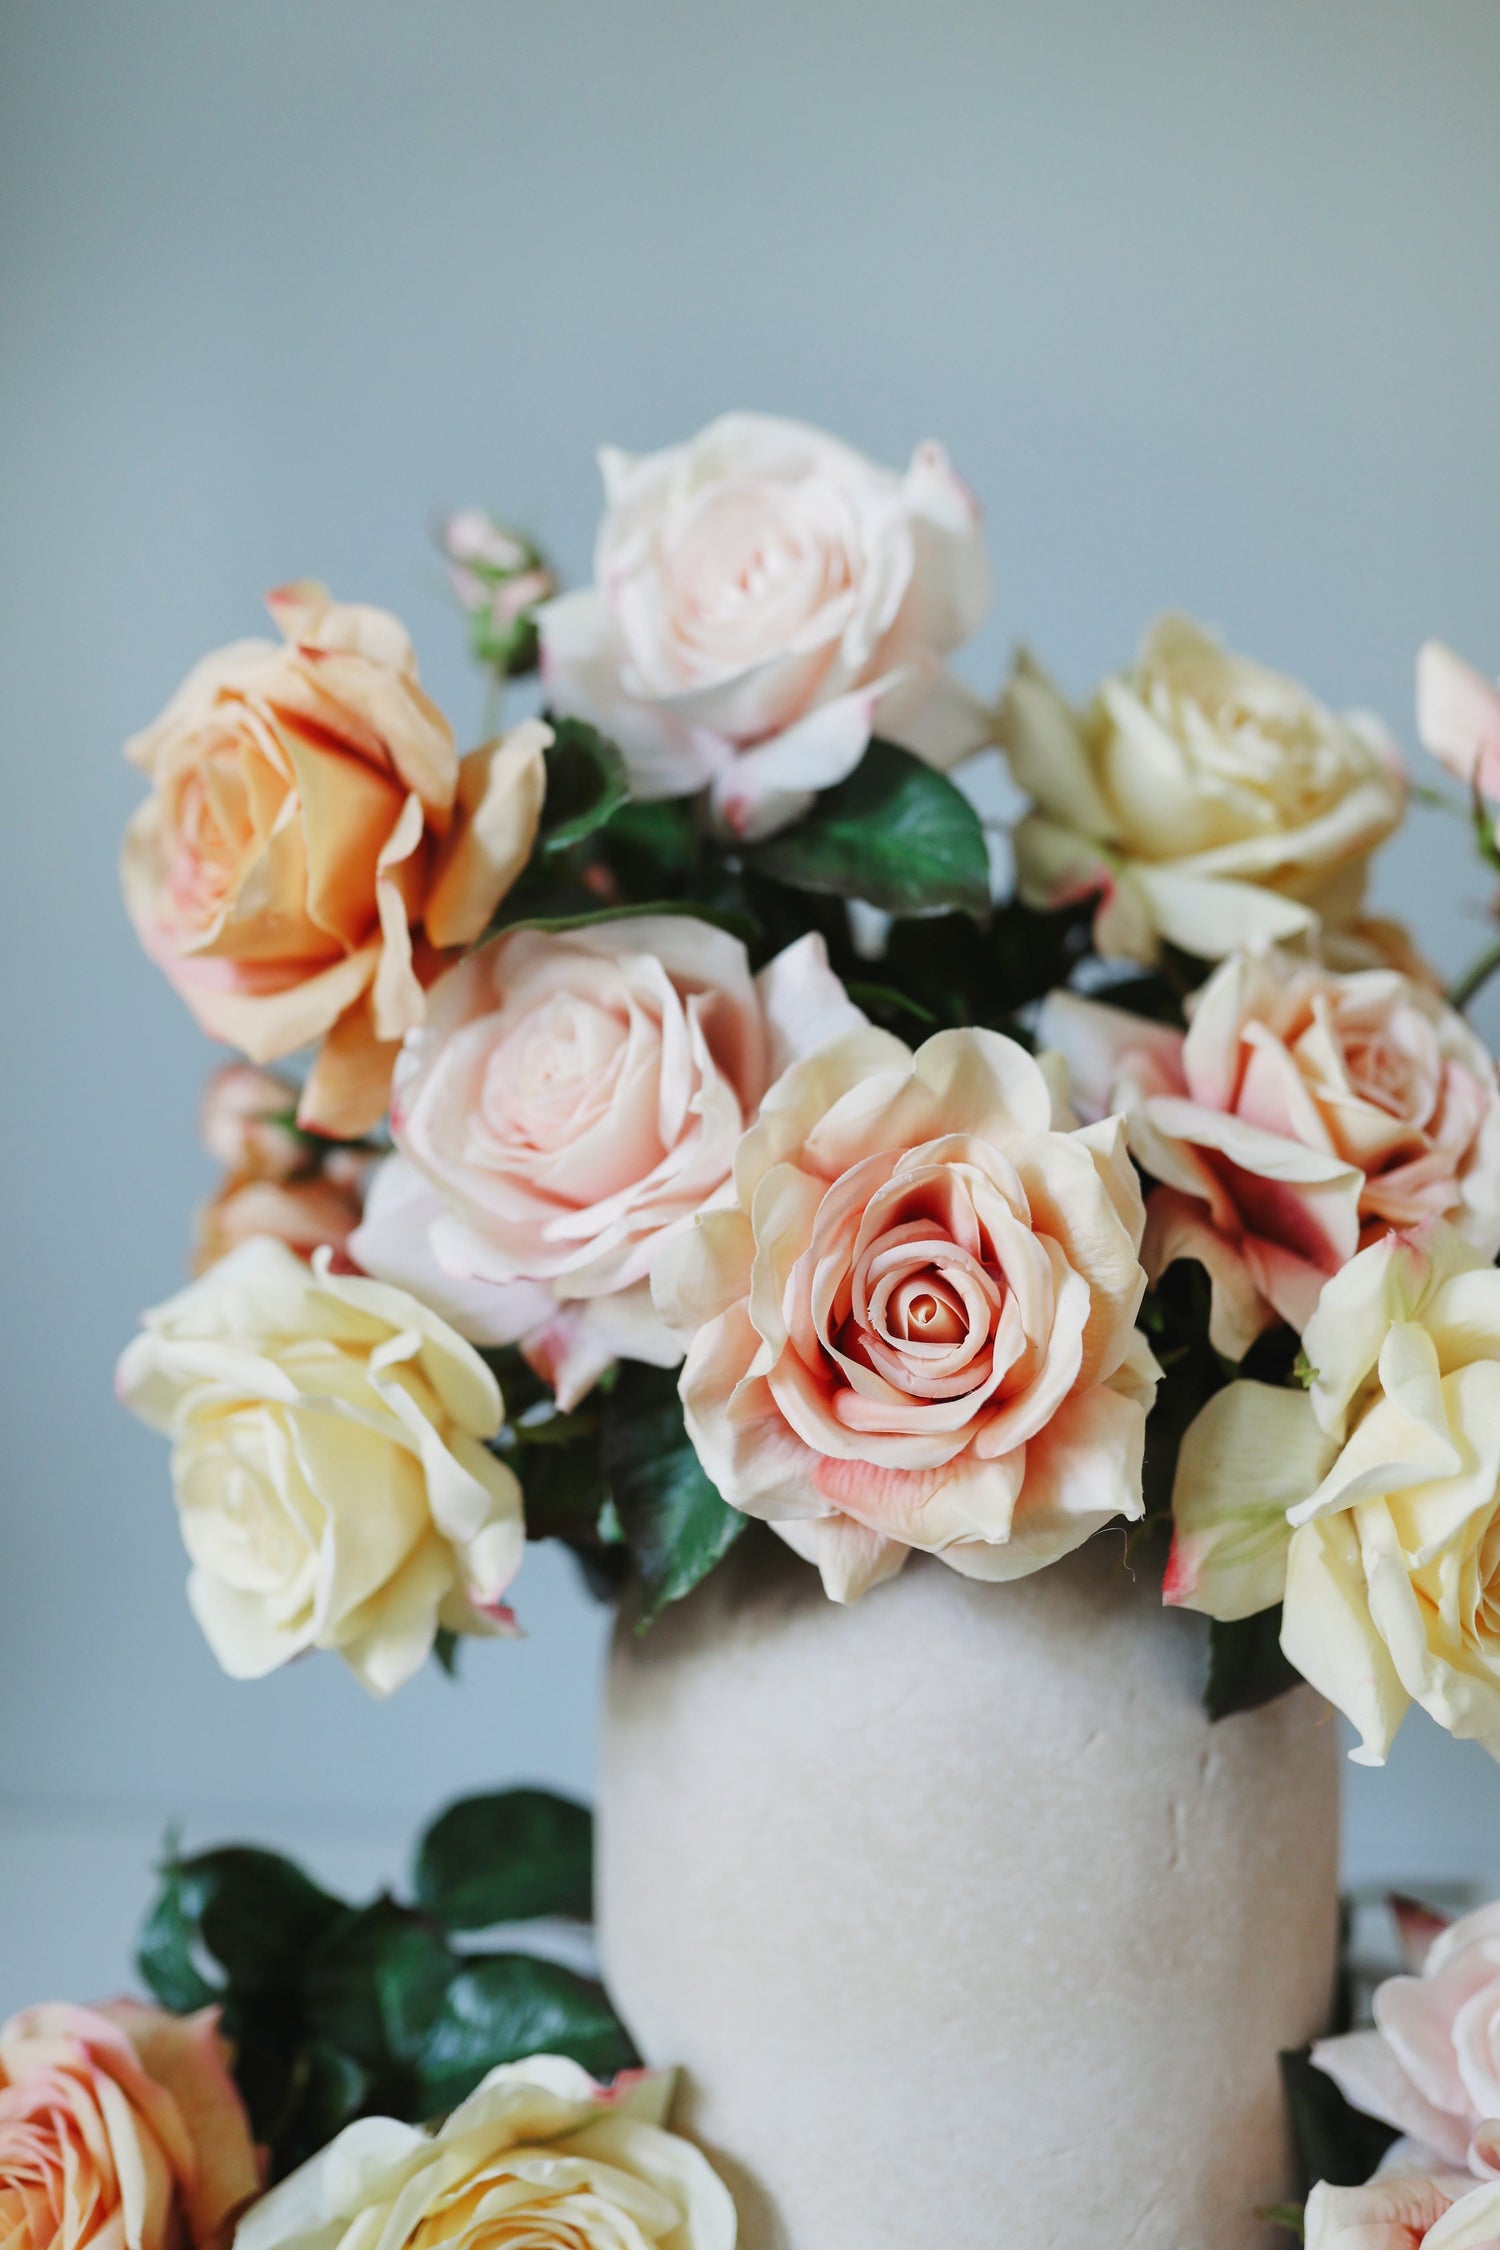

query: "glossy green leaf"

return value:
[1205, 1607, 1303, 1722]
[746, 738, 990, 920]
[302, 1899, 455, 2072]
[602, 1363, 746, 1623]
[417, 1956, 638, 2112]
[1280, 2045, 1398, 2193]
[414, 1791, 594, 1930]
[538, 721, 629, 856]
[138, 1847, 344, 2005]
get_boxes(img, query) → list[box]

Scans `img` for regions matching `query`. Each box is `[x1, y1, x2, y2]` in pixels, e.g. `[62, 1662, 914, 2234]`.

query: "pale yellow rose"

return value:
[0, 2001, 260, 2250]
[121, 584, 548, 1136]
[653, 1025, 1157, 1602]
[1167, 1222, 1500, 1764]
[234, 2057, 735, 2250]
[1002, 614, 1405, 963]
[115, 1237, 523, 1695]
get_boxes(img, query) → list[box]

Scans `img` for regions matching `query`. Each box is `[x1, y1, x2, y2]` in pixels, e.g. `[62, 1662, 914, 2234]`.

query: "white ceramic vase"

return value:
[598, 1530, 1340, 2250]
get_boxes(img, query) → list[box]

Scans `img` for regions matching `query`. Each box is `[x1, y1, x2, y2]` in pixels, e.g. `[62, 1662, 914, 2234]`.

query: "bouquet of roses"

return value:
[111, 410, 1500, 1775]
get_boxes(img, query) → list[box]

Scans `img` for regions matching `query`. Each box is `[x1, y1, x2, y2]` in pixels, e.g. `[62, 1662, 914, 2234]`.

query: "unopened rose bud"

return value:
[437, 510, 556, 679]
[198, 1063, 306, 1179]
[193, 1173, 365, 1273]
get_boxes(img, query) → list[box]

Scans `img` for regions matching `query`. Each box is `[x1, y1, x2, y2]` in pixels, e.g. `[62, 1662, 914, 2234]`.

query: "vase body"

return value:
[598, 1532, 1340, 2250]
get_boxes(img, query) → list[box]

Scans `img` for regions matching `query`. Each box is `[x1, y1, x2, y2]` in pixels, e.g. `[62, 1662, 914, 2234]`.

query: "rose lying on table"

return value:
[0, 2001, 260, 2250]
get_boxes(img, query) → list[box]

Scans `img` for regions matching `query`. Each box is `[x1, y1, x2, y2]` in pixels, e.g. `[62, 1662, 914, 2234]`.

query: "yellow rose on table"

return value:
[121, 584, 548, 1136]
[1168, 1221, 1500, 1764]
[0, 2000, 260, 2250]
[116, 1237, 524, 1695]
[1001, 614, 1405, 964]
[235, 2057, 736, 2250]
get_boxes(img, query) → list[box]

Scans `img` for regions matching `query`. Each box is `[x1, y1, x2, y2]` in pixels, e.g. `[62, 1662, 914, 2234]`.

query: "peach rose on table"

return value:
[1002, 614, 1405, 964]
[121, 583, 548, 1137]
[0, 2000, 260, 2250]
[1042, 948, 1500, 1359]
[1315, 1901, 1500, 2181]
[538, 411, 991, 840]
[350, 920, 864, 1410]
[235, 2057, 735, 2250]
[1168, 1224, 1500, 1764]
[115, 1238, 524, 1695]
[652, 1025, 1158, 1603]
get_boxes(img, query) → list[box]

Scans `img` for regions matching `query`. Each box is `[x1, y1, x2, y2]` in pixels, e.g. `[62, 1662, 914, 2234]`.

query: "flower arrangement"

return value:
[115, 408, 1500, 1762]
[87, 406, 1500, 2238]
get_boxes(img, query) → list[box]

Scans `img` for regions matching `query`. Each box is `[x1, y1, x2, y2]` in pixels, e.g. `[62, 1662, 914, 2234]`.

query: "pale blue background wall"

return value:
[2, 0, 1499, 2009]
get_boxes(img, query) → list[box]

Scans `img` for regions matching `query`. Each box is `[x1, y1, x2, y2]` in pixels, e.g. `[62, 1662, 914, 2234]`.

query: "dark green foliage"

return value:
[135, 1797, 635, 2177]
[745, 739, 991, 920]
[601, 1363, 747, 1624]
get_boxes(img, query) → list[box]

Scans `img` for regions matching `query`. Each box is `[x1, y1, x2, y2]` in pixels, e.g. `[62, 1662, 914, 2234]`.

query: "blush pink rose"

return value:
[1304, 2167, 1490, 2250]
[538, 412, 991, 840]
[1418, 643, 1500, 812]
[652, 1025, 1157, 1602]
[1041, 948, 1500, 1359]
[121, 583, 548, 1137]
[1316, 1903, 1500, 2180]
[0, 2001, 260, 2250]
[350, 919, 863, 1409]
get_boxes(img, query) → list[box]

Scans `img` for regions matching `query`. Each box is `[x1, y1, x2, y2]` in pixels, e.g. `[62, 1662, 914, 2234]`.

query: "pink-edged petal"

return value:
[772, 1514, 910, 1604]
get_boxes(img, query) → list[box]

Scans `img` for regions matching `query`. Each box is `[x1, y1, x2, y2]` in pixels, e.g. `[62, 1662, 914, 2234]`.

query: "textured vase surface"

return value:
[598, 1530, 1340, 2250]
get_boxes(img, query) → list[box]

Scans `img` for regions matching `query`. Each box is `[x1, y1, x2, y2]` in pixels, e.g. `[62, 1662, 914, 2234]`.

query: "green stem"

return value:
[1449, 930, 1500, 1013]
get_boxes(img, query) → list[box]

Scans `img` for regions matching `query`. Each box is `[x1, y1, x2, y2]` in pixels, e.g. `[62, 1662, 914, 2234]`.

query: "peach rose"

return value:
[1002, 615, 1405, 963]
[121, 583, 548, 1136]
[652, 1026, 1158, 1602]
[235, 2058, 734, 2250]
[1042, 948, 1500, 1359]
[1418, 643, 1500, 811]
[198, 1065, 308, 1181]
[1316, 1903, 1500, 2179]
[193, 1173, 365, 1273]
[538, 411, 991, 840]
[0, 2000, 260, 2250]
[116, 1238, 524, 1695]
[350, 921, 864, 1409]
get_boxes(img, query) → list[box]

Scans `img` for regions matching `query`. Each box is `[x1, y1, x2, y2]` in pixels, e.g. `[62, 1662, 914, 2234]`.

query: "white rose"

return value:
[235, 2057, 736, 2250]
[115, 1237, 524, 1695]
[1003, 613, 1405, 962]
[538, 411, 990, 839]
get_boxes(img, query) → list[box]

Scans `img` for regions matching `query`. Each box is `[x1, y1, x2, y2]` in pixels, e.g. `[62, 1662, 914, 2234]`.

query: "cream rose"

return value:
[115, 1237, 524, 1695]
[1418, 642, 1500, 811]
[538, 411, 991, 840]
[350, 921, 864, 1409]
[235, 2057, 735, 2250]
[652, 1025, 1157, 1602]
[1003, 614, 1405, 963]
[1043, 949, 1500, 1357]
[1316, 1901, 1500, 2179]
[0, 2000, 259, 2250]
[122, 583, 548, 1135]
[1167, 1223, 1500, 1763]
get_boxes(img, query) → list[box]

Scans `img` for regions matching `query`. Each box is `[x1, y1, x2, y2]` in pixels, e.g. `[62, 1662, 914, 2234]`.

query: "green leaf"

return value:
[417, 1956, 638, 2113]
[138, 1847, 344, 2003]
[414, 1791, 594, 1930]
[270, 2042, 371, 2177]
[1260, 2205, 1305, 2240]
[433, 1627, 461, 1678]
[538, 720, 629, 857]
[746, 738, 991, 920]
[302, 1899, 455, 2073]
[1206, 1608, 1303, 1722]
[1281, 2046, 1398, 2193]
[602, 1363, 746, 1623]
